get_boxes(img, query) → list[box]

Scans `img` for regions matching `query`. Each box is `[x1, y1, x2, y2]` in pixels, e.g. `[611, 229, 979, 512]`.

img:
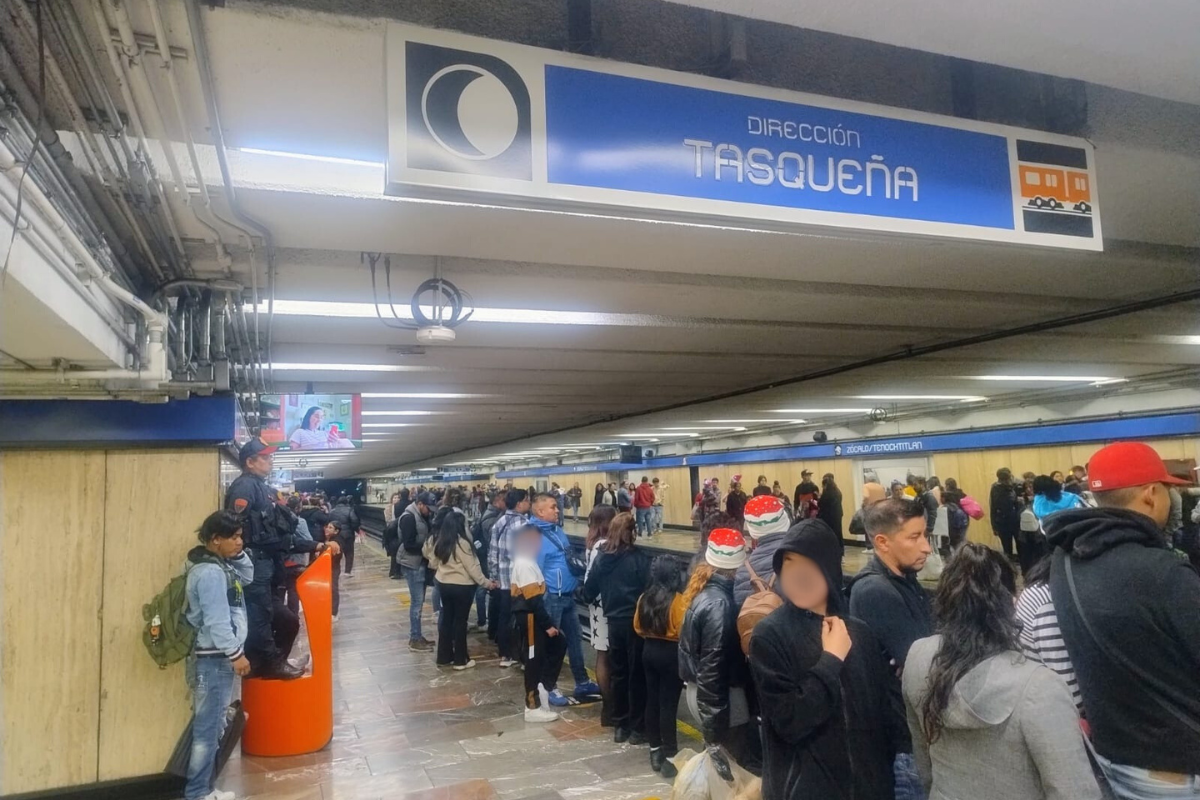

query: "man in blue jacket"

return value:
[184, 510, 254, 800]
[529, 493, 601, 706]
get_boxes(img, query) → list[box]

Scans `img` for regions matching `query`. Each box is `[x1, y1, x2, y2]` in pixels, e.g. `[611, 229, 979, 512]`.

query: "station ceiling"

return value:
[11, 1, 1200, 475]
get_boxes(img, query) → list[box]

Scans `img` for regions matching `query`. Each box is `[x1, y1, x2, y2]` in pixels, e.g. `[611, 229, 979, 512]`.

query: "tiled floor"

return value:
[218, 542, 686, 800]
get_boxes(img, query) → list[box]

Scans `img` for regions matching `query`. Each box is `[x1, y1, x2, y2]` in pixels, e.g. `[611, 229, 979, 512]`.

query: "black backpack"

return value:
[383, 518, 400, 557]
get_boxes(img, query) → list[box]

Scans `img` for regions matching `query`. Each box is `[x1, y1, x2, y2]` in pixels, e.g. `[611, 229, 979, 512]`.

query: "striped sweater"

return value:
[1015, 581, 1082, 711]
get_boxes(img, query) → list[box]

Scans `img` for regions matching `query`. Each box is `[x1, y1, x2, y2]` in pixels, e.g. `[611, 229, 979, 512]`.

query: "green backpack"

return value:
[143, 570, 197, 668]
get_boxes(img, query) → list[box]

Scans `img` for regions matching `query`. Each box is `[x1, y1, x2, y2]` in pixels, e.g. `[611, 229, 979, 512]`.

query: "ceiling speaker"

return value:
[812, 431, 828, 443]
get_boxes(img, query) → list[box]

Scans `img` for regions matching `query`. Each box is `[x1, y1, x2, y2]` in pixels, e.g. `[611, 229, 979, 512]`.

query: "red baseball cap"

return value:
[1086, 441, 1189, 491]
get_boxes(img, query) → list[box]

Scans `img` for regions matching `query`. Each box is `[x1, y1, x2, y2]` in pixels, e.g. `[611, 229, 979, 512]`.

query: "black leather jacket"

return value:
[678, 572, 747, 743]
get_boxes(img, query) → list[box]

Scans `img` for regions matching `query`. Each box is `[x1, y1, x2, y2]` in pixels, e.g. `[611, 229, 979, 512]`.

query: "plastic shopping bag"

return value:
[918, 535, 944, 581]
[669, 747, 761, 800]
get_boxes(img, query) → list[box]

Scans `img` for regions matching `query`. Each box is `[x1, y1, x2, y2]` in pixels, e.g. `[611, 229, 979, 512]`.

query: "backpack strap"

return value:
[744, 559, 774, 592]
[1059, 550, 1200, 735]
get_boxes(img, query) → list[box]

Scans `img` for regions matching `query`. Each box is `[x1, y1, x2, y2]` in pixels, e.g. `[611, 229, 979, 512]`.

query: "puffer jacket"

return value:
[733, 531, 785, 608]
[679, 573, 748, 743]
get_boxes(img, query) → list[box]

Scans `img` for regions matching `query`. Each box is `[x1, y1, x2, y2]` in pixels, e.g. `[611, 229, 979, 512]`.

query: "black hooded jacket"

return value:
[1046, 507, 1200, 774]
[846, 555, 933, 675]
[679, 572, 748, 743]
[751, 526, 903, 800]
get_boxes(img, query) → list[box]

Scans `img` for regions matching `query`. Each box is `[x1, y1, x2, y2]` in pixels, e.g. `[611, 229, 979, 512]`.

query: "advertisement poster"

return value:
[261, 394, 363, 450]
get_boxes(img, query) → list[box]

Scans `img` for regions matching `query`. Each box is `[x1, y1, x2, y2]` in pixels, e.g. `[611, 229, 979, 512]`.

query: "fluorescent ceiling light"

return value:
[706, 419, 808, 424]
[270, 363, 431, 372]
[236, 147, 383, 168]
[969, 376, 1124, 384]
[361, 410, 444, 416]
[618, 433, 696, 438]
[855, 395, 988, 402]
[361, 392, 491, 399]
[660, 426, 747, 431]
[362, 423, 422, 428]
[770, 408, 873, 414]
[260, 299, 660, 327]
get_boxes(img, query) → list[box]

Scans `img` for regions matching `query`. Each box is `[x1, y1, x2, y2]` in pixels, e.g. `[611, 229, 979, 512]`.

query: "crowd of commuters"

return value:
[183, 435, 1200, 800]
[392, 442, 1200, 800]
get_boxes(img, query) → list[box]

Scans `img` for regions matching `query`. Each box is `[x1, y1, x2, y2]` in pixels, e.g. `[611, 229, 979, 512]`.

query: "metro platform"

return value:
[217, 540, 695, 800]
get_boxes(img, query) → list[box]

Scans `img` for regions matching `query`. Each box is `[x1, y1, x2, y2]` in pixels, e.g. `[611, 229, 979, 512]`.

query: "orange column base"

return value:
[240, 551, 334, 757]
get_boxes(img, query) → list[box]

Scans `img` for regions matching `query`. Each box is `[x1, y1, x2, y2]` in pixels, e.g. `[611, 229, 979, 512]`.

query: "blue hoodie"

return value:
[1033, 492, 1084, 520]
[531, 516, 577, 595]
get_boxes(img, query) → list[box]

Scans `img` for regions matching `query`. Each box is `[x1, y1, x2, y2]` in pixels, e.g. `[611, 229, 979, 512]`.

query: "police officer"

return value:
[226, 438, 331, 679]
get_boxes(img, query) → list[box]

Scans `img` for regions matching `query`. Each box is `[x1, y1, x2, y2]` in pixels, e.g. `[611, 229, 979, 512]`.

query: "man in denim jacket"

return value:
[184, 510, 254, 800]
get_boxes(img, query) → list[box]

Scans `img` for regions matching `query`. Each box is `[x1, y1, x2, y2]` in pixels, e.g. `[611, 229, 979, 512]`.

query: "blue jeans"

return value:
[543, 591, 590, 689]
[635, 507, 653, 536]
[652, 505, 664, 531]
[1094, 751, 1200, 799]
[475, 585, 488, 626]
[894, 752, 927, 800]
[184, 656, 235, 800]
[403, 565, 428, 641]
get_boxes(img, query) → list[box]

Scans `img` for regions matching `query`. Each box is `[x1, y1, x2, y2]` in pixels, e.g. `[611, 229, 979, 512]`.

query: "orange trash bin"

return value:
[240, 550, 334, 756]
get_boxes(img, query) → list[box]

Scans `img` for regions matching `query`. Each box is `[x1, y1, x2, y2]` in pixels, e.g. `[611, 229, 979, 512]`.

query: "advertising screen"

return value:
[260, 394, 362, 450]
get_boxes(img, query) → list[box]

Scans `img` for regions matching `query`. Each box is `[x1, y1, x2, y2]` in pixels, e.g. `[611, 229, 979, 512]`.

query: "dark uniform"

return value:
[225, 438, 303, 677]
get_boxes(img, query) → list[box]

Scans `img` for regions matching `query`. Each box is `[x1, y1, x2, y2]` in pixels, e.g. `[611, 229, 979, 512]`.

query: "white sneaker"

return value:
[453, 659, 477, 671]
[203, 790, 236, 800]
[537, 682, 552, 710]
[499, 658, 516, 668]
[524, 706, 559, 723]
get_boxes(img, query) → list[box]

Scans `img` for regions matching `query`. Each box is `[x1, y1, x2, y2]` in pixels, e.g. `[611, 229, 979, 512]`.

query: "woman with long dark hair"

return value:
[423, 510, 496, 669]
[816, 473, 844, 543]
[634, 556, 702, 778]
[288, 405, 353, 449]
[583, 504, 618, 724]
[593, 483, 606, 509]
[902, 543, 1100, 800]
[582, 513, 651, 745]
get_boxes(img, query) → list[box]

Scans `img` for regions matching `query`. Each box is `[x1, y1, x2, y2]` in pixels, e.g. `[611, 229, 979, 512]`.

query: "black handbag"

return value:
[547, 530, 587, 578]
[166, 700, 246, 777]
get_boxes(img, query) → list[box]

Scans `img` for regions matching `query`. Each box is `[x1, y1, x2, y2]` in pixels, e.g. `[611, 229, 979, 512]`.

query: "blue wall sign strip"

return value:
[0, 395, 238, 447]
[386, 23, 1102, 250]
[494, 412, 1199, 479]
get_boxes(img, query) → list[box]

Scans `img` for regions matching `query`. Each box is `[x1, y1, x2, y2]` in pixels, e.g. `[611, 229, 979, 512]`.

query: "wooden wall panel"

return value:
[98, 450, 219, 781]
[0, 451, 106, 794]
[548, 472, 608, 518]
[648, 467, 692, 526]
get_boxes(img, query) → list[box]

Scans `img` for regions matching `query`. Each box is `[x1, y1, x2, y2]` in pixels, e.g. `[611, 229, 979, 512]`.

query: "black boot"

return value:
[660, 754, 678, 779]
[649, 748, 665, 773]
[613, 727, 630, 744]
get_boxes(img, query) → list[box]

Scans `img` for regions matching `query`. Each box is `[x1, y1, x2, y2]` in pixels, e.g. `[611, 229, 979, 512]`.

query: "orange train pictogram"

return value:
[1019, 165, 1092, 213]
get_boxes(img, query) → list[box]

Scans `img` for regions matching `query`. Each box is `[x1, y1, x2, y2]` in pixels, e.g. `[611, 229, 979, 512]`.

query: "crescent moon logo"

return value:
[421, 64, 520, 161]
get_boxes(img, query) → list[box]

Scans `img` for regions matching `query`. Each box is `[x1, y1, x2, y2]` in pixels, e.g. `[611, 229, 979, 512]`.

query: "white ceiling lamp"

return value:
[270, 363, 433, 372]
[362, 422, 423, 428]
[261, 299, 660, 327]
[659, 426, 747, 431]
[236, 147, 384, 168]
[706, 419, 808, 424]
[969, 375, 1125, 385]
[618, 433, 696, 438]
[855, 395, 988, 402]
[769, 408, 873, 414]
[361, 410, 445, 416]
[361, 392, 492, 399]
